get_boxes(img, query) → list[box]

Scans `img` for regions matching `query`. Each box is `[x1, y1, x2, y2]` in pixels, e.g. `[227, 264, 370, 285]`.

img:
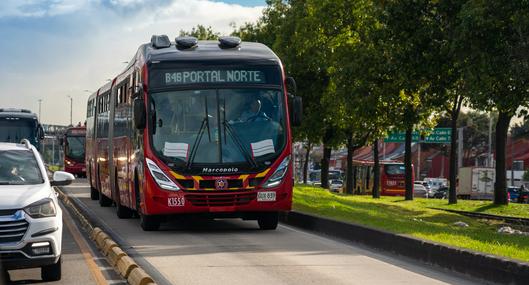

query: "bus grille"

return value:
[0, 220, 29, 244]
[186, 192, 257, 207]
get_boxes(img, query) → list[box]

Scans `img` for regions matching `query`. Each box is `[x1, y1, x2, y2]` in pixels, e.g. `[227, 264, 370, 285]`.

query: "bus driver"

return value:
[236, 99, 269, 122]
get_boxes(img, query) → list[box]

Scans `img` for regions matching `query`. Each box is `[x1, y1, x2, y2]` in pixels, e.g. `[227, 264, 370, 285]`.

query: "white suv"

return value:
[0, 140, 74, 281]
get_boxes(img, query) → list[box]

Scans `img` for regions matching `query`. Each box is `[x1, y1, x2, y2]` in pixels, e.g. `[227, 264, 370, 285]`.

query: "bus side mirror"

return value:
[38, 124, 45, 140]
[290, 95, 302, 127]
[286, 76, 297, 95]
[133, 84, 143, 98]
[133, 98, 146, 130]
[58, 137, 64, 146]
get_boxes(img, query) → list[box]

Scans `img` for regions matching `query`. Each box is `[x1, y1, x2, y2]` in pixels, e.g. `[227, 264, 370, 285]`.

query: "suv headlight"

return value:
[24, 198, 57, 218]
[262, 156, 290, 189]
[146, 158, 180, 191]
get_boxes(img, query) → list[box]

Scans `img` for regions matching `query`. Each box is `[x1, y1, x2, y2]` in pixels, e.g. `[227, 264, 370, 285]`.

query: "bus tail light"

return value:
[262, 156, 290, 189]
[146, 158, 180, 191]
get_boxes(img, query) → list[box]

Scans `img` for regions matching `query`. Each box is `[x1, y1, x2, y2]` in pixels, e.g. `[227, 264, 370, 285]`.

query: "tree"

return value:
[179, 25, 220, 40]
[376, 0, 449, 200]
[455, 0, 529, 205]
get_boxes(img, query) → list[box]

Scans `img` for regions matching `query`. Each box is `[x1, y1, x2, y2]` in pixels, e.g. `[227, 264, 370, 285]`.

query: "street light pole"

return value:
[67, 95, 73, 126]
[38, 99, 42, 121]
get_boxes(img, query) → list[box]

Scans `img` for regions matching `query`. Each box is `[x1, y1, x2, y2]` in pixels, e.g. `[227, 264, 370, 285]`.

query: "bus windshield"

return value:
[66, 136, 86, 162]
[0, 118, 37, 144]
[385, 164, 405, 175]
[150, 88, 286, 169]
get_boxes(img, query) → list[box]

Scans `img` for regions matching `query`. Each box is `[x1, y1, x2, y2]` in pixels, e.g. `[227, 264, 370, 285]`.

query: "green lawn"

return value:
[293, 185, 529, 262]
[413, 198, 529, 219]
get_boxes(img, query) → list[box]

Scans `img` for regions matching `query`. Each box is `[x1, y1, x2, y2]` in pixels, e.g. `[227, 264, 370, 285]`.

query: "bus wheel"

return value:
[116, 198, 133, 219]
[257, 212, 279, 230]
[140, 214, 160, 231]
[99, 192, 112, 207]
[90, 186, 99, 200]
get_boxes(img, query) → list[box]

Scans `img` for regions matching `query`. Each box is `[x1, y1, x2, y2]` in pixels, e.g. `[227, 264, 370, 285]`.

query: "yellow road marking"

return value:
[62, 206, 108, 285]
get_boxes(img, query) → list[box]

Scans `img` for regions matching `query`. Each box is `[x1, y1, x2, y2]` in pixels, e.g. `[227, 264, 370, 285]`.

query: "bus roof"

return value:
[140, 40, 281, 66]
[0, 108, 38, 120]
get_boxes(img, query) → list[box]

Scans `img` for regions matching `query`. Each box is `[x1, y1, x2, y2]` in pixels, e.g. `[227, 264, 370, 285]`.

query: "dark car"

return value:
[508, 186, 529, 203]
[433, 186, 448, 199]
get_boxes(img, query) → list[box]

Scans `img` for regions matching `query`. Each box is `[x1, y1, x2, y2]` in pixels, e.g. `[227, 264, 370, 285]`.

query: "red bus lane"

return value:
[86, 36, 302, 231]
[60, 180, 479, 285]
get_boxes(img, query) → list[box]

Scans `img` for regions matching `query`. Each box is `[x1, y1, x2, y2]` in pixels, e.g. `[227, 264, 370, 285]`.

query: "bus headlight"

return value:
[24, 199, 57, 218]
[146, 158, 180, 191]
[262, 156, 290, 189]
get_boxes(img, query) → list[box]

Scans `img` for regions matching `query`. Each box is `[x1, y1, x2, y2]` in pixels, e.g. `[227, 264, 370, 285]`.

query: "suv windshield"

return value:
[0, 150, 43, 185]
[150, 88, 286, 170]
[66, 136, 85, 162]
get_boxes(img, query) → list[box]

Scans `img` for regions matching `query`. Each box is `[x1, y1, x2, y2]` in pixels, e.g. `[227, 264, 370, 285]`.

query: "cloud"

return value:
[0, 0, 264, 125]
[0, 0, 88, 18]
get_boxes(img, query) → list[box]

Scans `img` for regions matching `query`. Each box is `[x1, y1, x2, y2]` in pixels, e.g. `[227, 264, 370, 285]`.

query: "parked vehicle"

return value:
[413, 184, 428, 198]
[329, 179, 343, 192]
[415, 181, 434, 197]
[0, 140, 74, 281]
[433, 186, 448, 199]
[507, 186, 529, 203]
[457, 167, 495, 199]
[424, 177, 448, 191]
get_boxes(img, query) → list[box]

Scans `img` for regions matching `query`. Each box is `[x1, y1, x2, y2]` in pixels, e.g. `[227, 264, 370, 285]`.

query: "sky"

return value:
[0, 0, 266, 125]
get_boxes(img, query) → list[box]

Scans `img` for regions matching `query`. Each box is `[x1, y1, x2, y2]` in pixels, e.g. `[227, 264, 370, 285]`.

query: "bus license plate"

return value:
[257, 191, 276, 202]
[168, 197, 185, 207]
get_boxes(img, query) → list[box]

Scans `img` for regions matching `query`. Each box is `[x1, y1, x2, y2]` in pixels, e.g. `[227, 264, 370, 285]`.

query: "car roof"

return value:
[0, 142, 34, 151]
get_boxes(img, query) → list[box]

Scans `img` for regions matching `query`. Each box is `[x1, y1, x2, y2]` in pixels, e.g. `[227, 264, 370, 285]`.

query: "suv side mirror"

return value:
[133, 98, 146, 129]
[50, 171, 75, 186]
[286, 76, 297, 95]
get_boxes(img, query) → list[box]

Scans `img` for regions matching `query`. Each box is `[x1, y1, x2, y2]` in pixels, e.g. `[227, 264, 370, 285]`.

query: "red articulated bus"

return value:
[86, 35, 302, 231]
[61, 126, 86, 177]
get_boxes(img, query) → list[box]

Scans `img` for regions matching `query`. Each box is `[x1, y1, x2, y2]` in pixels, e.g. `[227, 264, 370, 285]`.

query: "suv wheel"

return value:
[41, 256, 61, 281]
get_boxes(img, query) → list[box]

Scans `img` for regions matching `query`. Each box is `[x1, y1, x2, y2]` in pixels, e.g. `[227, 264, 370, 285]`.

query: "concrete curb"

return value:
[280, 211, 529, 285]
[55, 187, 158, 285]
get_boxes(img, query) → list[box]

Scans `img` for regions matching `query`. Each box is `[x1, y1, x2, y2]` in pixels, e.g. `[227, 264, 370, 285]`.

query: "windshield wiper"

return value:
[223, 120, 258, 168]
[186, 96, 212, 169]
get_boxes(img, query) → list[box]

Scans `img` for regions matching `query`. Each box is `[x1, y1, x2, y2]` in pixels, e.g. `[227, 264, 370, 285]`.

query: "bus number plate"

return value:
[168, 197, 185, 207]
[257, 191, 276, 202]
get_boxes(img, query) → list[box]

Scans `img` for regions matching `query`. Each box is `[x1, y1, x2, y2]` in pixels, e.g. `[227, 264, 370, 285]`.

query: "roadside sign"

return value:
[384, 128, 452, 144]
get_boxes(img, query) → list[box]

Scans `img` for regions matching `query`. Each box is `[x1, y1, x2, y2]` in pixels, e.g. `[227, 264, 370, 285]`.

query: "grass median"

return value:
[293, 185, 529, 262]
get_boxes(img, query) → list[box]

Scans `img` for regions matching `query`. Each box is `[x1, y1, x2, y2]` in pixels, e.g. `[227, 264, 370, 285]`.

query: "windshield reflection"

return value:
[0, 150, 43, 185]
[150, 88, 286, 168]
[66, 136, 85, 162]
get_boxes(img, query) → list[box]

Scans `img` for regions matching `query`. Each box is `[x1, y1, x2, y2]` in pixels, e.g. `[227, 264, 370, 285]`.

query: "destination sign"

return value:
[164, 70, 266, 85]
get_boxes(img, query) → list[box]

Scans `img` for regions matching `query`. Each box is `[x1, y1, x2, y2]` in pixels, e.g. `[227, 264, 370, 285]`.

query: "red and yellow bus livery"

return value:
[86, 35, 301, 231]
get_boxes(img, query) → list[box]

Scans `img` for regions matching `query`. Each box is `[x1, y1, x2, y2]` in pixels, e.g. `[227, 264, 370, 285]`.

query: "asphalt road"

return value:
[2, 200, 125, 285]
[62, 179, 482, 285]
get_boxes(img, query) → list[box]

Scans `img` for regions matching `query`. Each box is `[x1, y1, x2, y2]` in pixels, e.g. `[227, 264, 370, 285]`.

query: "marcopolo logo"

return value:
[202, 167, 239, 173]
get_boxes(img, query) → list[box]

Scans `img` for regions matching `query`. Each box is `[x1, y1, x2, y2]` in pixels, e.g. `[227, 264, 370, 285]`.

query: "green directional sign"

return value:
[384, 128, 452, 144]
